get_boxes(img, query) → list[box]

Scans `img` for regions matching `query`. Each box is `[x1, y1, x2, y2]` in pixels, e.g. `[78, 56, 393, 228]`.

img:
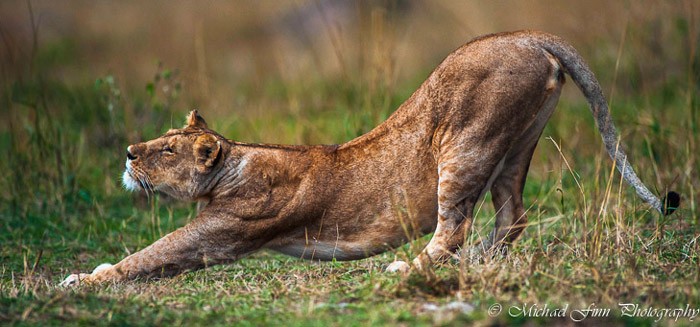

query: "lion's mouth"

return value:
[122, 162, 155, 194]
[122, 170, 141, 192]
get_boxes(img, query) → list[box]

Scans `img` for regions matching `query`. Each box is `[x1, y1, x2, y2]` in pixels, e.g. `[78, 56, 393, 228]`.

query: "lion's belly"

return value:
[267, 239, 383, 261]
[266, 178, 439, 261]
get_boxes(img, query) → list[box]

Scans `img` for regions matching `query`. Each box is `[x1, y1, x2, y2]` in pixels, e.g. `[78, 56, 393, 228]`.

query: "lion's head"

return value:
[122, 110, 227, 200]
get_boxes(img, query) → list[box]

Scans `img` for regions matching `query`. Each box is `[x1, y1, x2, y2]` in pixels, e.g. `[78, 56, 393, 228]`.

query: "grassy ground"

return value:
[1, 2, 699, 326]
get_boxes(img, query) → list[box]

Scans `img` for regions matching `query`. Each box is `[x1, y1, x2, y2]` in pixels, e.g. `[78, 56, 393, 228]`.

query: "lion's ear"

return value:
[193, 134, 221, 173]
[186, 110, 208, 129]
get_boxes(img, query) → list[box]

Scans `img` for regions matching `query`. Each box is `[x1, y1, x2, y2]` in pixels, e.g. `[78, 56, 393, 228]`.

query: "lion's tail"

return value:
[527, 32, 679, 215]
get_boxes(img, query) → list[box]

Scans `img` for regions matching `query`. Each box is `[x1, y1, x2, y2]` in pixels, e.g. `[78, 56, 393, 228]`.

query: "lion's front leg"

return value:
[60, 216, 251, 286]
[60, 226, 203, 286]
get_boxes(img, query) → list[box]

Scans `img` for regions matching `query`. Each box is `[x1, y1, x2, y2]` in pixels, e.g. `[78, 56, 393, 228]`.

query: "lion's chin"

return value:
[122, 171, 141, 192]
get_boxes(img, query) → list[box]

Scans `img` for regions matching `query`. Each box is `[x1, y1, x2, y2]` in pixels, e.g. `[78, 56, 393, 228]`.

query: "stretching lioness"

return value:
[61, 30, 678, 286]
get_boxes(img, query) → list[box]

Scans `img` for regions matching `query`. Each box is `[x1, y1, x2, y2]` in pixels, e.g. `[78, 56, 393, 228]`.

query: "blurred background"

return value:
[0, 0, 697, 224]
[1, 1, 695, 128]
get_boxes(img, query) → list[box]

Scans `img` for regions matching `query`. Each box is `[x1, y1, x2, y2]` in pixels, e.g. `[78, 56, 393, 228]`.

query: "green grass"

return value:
[1, 6, 700, 326]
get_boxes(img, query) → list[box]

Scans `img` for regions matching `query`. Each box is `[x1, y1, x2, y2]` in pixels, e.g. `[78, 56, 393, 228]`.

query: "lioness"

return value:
[61, 30, 678, 286]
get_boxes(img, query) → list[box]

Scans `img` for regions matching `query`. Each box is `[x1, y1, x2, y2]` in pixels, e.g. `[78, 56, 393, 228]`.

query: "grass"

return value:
[1, 2, 699, 326]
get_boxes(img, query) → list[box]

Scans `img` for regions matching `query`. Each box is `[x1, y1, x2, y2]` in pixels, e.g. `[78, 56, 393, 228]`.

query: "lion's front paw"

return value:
[385, 260, 411, 274]
[59, 273, 91, 287]
[59, 263, 113, 287]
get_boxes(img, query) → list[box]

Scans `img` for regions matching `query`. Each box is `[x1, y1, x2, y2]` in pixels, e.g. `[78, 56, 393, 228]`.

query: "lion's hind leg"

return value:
[386, 147, 506, 274]
[473, 78, 561, 259]
[411, 140, 512, 272]
[476, 143, 536, 256]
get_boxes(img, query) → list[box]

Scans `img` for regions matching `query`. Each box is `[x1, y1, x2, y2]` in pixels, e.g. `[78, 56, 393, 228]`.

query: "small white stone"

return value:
[444, 301, 475, 314]
[421, 303, 440, 311]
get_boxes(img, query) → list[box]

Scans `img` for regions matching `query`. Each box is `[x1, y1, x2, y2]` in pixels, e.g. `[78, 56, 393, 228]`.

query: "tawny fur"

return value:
[61, 30, 670, 285]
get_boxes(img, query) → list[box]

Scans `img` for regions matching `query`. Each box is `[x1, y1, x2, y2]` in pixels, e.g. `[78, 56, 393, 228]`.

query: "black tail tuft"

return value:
[662, 191, 680, 215]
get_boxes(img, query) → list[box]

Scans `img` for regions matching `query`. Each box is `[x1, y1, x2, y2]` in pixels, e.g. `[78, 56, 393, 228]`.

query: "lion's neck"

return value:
[205, 143, 319, 209]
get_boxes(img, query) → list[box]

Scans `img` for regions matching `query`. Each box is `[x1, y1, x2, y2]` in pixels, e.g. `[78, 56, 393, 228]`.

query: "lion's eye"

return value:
[162, 146, 174, 154]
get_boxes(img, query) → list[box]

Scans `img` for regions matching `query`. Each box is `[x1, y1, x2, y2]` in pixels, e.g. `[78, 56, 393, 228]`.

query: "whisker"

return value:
[145, 179, 154, 197]
[134, 169, 153, 197]
[138, 178, 150, 197]
[144, 174, 156, 194]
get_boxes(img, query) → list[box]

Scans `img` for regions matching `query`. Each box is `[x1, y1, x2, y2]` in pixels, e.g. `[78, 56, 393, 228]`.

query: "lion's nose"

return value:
[126, 146, 137, 160]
